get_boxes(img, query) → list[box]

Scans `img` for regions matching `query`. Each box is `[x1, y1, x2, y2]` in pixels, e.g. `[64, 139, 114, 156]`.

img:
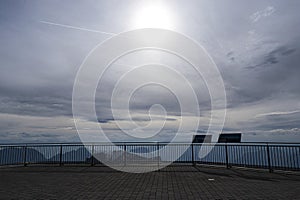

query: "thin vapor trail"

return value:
[40, 20, 117, 36]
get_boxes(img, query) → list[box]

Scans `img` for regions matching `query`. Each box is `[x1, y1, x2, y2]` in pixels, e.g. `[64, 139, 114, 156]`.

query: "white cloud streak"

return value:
[40, 20, 117, 36]
[250, 6, 276, 23]
[255, 110, 300, 118]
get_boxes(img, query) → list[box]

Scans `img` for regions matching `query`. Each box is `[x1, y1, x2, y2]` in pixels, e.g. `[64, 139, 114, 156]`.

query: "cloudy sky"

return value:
[0, 0, 300, 143]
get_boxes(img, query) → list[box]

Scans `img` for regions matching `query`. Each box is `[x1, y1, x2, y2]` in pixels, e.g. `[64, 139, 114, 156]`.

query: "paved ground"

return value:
[0, 165, 299, 199]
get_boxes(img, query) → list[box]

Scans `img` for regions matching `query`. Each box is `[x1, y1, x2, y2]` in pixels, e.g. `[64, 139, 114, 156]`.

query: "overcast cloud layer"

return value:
[0, 0, 300, 143]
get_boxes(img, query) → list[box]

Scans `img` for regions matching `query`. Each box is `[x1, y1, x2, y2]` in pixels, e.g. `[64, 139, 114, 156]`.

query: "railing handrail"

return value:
[1, 142, 299, 172]
[1, 142, 300, 147]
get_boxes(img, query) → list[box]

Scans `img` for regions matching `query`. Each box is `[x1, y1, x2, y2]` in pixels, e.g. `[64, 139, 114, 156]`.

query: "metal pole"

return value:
[124, 144, 127, 166]
[59, 145, 63, 166]
[266, 143, 273, 173]
[91, 144, 95, 166]
[225, 143, 229, 169]
[191, 143, 195, 166]
[23, 145, 27, 167]
[157, 142, 160, 170]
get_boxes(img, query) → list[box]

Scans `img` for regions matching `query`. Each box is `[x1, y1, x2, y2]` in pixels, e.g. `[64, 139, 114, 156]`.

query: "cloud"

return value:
[250, 6, 276, 23]
[255, 110, 300, 118]
[0, 0, 300, 142]
[39, 20, 116, 36]
[246, 46, 296, 70]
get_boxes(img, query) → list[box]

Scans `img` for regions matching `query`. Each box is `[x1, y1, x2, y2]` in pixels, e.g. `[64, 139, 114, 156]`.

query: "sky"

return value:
[0, 0, 300, 143]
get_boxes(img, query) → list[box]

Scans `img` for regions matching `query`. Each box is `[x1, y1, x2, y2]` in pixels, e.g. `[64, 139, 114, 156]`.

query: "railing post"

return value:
[23, 145, 27, 167]
[59, 145, 63, 166]
[225, 143, 229, 169]
[124, 144, 127, 166]
[191, 143, 195, 166]
[266, 143, 273, 173]
[91, 144, 95, 166]
[157, 142, 160, 170]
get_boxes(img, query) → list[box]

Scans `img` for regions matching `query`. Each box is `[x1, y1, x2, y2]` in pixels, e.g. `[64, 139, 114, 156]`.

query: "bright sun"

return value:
[131, 3, 174, 29]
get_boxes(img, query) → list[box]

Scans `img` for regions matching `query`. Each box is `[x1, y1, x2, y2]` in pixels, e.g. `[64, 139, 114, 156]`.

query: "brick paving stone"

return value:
[0, 165, 299, 199]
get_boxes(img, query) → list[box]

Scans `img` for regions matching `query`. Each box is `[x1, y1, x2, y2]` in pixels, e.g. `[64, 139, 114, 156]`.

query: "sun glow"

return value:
[131, 3, 174, 29]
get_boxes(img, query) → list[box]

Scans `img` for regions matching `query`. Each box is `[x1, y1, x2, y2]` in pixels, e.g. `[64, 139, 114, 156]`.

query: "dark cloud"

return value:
[226, 51, 235, 61]
[255, 111, 300, 130]
[97, 117, 177, 124]
[97, 119, 113, 124]
[246, 46, 296, 70]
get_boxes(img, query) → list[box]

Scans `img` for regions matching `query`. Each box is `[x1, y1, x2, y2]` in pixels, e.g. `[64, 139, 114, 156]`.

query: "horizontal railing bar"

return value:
[1, 141, 300, 146]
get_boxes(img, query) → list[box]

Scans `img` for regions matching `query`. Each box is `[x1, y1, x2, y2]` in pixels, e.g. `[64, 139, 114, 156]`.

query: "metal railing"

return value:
[0, 142, 299, 172]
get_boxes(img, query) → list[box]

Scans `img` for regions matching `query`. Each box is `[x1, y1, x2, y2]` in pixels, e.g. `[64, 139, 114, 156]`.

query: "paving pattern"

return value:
[0, 165, 299, 199]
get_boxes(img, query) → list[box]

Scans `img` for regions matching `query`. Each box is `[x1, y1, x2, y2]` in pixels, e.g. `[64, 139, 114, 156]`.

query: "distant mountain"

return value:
[129, 147, 154, 153]
[49, 147, 91, 163]
[86, 150, 161, 165]
[0, 147, 46, 165]
[86, 152, 106, 164]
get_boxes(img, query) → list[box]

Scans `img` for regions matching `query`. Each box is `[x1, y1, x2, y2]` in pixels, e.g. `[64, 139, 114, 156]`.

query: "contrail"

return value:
[40, 20, 117, 36]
